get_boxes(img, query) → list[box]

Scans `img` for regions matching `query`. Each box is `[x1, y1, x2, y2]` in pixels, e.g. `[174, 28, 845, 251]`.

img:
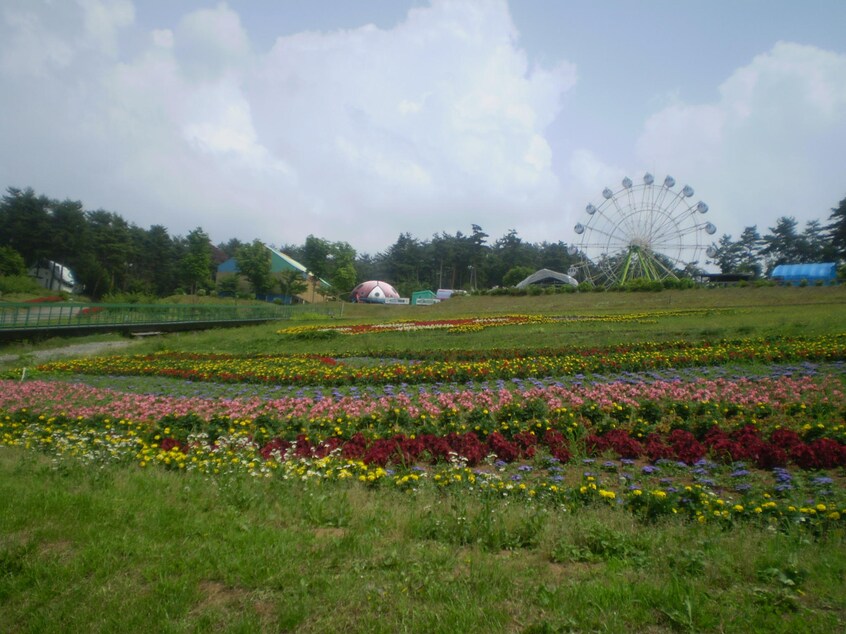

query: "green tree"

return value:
[216, 274, 239, 296]
[0, 187, 51, 266]
[711, 233, 742, 274]
[760, 217, 803, 273]
[217, 238, 244, 259]
[277, 269, 307, 300]
[235, 240, 274, 295]
[181, 227, 213, 294]
[735, 226, 763, 276]
[327, 241, 357, 295]
[302, 235, 331, 281]
[826, 196, 846, 261]
[502, 265, 535, 287]
[489, 229, 534, 287]
[78, 209, 133, 298]
[302, 235, 330, 301]
[142, 225, 180, 296]
[330, 262, 357, 296]
[0, 246, 26, 276]
[50, 198, 89, 272]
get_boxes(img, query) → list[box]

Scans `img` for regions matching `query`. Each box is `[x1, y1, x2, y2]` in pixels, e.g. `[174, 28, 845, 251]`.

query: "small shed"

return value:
[411, 290, 438, 305]
[516, 268, 578, 289]
[770, 263, 838, 286]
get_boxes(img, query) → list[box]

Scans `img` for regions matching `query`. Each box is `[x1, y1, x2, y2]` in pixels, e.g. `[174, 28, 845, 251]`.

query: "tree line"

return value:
[710, 199, 846, 277]
[1, 185, 844, 300]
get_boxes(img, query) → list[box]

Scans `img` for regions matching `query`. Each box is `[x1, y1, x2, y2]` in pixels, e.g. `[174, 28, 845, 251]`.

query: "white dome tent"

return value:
[516, 268, 578, 289]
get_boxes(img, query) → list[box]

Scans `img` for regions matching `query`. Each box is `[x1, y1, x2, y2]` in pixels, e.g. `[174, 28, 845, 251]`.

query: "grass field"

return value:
[1, 285, 845, 633]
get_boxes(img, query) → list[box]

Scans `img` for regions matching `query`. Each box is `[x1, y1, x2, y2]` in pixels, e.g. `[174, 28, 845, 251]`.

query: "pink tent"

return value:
[349, 280, 400, 303]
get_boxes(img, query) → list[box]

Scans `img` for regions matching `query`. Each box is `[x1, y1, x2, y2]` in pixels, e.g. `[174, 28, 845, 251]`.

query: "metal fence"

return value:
[0, 301, 341, 331]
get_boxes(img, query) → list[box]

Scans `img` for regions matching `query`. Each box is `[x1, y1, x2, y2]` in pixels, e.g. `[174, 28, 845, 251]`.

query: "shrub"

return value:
[0, 246, 26, 276]
[101, 292, 157, 304]
[0, 275, 41, 294]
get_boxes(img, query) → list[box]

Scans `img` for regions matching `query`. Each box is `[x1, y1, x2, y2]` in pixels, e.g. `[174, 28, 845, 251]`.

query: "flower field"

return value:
[3, 325, 845, 531]
[3, 300, 846, 633]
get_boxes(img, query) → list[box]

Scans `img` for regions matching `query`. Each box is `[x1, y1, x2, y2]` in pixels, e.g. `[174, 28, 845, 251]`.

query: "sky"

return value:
[1, 0, 845, 259]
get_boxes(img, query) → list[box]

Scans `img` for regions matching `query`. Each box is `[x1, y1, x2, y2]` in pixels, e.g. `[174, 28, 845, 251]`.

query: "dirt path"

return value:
[0, 340, 137, 364]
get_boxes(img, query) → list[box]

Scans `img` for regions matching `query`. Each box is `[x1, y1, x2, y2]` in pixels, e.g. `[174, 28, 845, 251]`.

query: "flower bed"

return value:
[276, 309, 727, 336]
[2, 328, 845, 530]
[29, 334, 846, 386]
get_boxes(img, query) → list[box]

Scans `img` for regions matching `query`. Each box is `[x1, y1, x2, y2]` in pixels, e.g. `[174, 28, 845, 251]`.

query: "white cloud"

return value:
[11, 2, 843, 265]
[77, 0, 134, 57]
[0, 0, 577, 252]
[0, 5, 74, 76]
[635, 41, 846, 242]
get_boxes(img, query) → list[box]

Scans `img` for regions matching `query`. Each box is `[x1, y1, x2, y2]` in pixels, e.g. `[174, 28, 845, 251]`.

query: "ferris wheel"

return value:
[567, 173, 717, 287]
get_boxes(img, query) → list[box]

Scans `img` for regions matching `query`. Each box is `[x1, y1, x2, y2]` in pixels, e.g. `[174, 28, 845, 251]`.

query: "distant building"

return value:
[29, 260, 76, 293]
[216, 244, 329, 303]
[770, 263, 838, 286]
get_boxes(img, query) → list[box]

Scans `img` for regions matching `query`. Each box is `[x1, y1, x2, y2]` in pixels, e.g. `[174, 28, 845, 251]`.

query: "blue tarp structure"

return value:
[770, 263, 838, 285]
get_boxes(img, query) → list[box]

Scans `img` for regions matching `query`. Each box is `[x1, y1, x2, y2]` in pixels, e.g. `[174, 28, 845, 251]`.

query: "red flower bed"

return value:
[24, 296, 64, 303]
[246, 425, 846, 469]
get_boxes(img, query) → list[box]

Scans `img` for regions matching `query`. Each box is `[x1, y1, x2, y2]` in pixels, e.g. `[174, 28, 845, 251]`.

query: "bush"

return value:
[0, 275, 41, 295]
[101, 292, 158, 304]
[0, 247, 26, 276]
